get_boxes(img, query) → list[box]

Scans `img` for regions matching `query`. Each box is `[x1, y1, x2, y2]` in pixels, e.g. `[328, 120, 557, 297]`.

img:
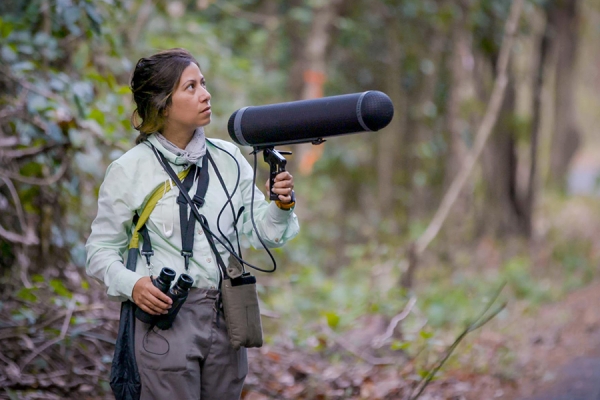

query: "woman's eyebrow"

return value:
[181, 79, 196, 87]
[181, 76, 205, 88]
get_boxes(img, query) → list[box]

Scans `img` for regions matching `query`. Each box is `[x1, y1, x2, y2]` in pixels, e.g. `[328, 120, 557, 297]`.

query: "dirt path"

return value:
[495, 280, 600, 399]
[521, 356, 600, 400]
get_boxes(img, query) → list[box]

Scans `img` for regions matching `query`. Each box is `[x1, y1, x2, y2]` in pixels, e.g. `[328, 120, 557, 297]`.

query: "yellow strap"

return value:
[129, 169, 191, 249]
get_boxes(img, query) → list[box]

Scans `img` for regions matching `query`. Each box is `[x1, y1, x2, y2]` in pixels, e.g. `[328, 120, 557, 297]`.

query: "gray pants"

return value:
[134, 288, 248, 400]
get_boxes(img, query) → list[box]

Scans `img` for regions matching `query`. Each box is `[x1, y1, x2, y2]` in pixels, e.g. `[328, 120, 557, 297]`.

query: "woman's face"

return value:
[164, 62, 211, 133]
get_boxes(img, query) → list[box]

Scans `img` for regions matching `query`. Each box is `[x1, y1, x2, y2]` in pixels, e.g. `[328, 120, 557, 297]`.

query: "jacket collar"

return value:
[146, 134, 201, 166]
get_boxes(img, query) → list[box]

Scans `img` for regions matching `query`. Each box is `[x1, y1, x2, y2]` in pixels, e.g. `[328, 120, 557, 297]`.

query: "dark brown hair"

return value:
[130, 48, 200, 144]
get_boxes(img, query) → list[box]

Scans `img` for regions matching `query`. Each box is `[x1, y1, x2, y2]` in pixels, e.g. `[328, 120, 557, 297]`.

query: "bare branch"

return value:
[0, 104, 25, 120]
[408, 283, 507, 400]
[0, 66, 68, 107]
[17, 250, 33, 288]
[80, 120, 130, 152]
[0, 137, 19, 147]
[402, 0, 525, 288]
[0, 143, 64, 160]
[0, 154, 69, 186]
[0, 176, 27, 229]
[0, 223, 38, 245]
[19, 300, 76, 371]
[128, 0, 158, 46]
[212, 2, 279, 29]
[372, 297, 417, 349]
[320, 320, 397, 366]
[258, 297, 280, 319]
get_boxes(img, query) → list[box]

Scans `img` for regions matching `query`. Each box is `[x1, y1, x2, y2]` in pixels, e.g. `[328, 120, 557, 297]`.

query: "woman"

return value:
[86, 48, 299, 399]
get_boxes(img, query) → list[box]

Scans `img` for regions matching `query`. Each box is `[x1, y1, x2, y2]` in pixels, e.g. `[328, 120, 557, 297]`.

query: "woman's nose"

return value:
[199, 87, 211, 102]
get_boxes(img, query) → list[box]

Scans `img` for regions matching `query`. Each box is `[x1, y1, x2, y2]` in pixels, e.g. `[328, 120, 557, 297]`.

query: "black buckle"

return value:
[193, 195, 205, 207]
[181, 251, 193, 270]
[177, 196, 187, 205]
[141, 250, 154, 266]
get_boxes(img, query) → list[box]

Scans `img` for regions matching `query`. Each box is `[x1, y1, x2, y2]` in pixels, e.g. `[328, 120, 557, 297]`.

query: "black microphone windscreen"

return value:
[228, 91, 394, 147]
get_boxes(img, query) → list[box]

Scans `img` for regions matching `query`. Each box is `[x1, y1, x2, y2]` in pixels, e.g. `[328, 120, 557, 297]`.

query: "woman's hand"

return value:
[266, 171, 295, 204]
[132, 276, 172, 315]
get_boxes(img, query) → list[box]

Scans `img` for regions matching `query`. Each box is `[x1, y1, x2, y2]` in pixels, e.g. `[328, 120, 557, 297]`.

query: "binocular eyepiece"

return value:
[156, 272, 193, 330]
[134, 267, 194, 330]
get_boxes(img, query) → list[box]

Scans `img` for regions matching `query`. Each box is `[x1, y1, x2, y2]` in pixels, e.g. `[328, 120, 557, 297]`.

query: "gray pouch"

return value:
[220, 256, 263, 350]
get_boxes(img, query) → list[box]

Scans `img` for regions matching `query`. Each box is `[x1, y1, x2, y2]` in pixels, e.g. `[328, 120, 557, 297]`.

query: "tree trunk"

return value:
[480, 78, 528, 237]
[376, 15, 404, 222]
[408, 31, 446, 220]
[547, 0, 581, 188]
[285, 0, 307, 100]
[400, 0, 525, 288]
[291, 0, 346, 175]
[524, 10, 550, 237]
[444, 10, 474, 218]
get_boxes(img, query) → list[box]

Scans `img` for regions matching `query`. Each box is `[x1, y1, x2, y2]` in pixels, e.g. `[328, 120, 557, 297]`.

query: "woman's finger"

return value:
[138, 302, 162, 315]
[272, 187, 293, 195]
[274, 171, 294, 184]
[143, 292, 171, 313]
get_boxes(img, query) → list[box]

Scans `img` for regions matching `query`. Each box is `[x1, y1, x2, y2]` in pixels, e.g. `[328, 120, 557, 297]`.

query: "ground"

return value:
[462, 280, 600, 400]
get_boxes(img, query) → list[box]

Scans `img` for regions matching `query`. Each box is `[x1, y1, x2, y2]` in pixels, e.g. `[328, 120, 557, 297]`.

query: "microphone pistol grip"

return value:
[263, 147, 290, 201]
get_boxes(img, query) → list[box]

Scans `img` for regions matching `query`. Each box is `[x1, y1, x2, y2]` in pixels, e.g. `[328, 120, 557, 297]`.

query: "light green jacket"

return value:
[85, 135, 299, 302]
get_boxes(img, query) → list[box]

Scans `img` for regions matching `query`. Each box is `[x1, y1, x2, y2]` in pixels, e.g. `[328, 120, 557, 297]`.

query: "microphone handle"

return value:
[263, 148, 288, 201]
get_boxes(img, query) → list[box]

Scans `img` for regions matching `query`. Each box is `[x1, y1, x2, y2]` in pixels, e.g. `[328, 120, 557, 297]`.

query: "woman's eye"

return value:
[186, 83, 195, 90]
[201, 81, 207, 88]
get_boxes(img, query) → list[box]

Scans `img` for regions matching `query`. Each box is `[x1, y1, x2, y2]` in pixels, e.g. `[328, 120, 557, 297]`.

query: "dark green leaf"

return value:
[16, 287, 38, 303]
[50, 279, 73, 298]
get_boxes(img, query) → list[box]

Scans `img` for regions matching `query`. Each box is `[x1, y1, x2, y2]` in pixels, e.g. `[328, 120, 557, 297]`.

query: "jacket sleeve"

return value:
[85, 161, 143, 302]
[235, 147, 300, 249]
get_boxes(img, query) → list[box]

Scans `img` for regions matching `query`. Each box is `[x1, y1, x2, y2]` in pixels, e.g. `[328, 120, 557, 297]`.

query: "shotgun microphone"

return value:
[227, 91, 394, 148]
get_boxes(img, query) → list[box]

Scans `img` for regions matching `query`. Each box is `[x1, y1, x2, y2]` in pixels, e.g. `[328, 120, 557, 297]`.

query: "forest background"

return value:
[1, 0, 600, 399]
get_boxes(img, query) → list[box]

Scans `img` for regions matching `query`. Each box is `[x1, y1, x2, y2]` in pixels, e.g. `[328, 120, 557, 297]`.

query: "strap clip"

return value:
[193, 195, 205, 207]
[141, 250, 154, 266]
[181, 250, 193, 270]
[177, 196, 188, 205]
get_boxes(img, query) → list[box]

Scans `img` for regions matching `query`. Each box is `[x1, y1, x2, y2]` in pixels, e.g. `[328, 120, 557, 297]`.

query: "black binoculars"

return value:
[134, 267, 194, 330]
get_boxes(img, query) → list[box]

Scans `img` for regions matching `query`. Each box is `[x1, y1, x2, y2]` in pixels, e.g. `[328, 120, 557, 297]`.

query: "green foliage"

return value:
[49, 279, 73, 298]
[503, 257, 551, 302]
[0, 0, 134, 286]
[16, 287, 38, 303]
[552, 239, 595, 291]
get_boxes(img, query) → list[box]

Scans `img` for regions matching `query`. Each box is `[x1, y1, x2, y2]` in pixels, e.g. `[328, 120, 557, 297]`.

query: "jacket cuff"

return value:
[267, 201, 294, 222]
[111, 268, 143, 302]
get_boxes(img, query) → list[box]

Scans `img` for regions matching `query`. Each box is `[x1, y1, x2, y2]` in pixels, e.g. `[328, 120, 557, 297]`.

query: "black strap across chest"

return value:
[147, 143, 250, 284]
[155, 150, 210, 271]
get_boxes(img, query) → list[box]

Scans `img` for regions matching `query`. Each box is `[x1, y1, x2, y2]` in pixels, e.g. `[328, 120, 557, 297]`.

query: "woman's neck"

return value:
[160, 126, 195, 149]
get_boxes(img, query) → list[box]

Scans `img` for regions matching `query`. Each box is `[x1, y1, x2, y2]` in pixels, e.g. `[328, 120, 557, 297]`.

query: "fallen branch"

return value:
[258, 297, 280, 319]
[320, 320, 397, 366]
[36, 303, 107, 331]
[372, 296, 417, 349]
[19, 300, 75, 371]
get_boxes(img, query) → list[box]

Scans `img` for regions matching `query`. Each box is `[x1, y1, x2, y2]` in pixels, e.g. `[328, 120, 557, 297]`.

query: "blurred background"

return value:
[1, 0, 600, 399]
